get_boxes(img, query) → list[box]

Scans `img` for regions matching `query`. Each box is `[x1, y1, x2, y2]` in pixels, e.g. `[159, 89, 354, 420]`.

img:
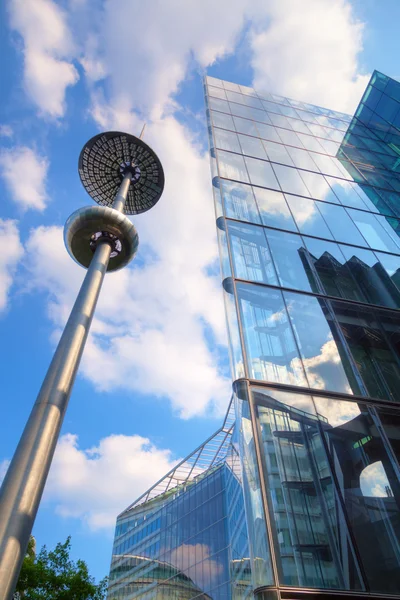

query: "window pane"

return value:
[283, 291, 358, 394]
[276, 128, 304, 147]
[273, 164, 310, 196]
[211, 110, 235, 130]
[318, 203, 367, 246]
[214, 128, 241, 152]
[262, 140, 294, 166]
[286, 147, 318, 171]
[286, 195, 334, 239]
[256, 390, 363, 590]
[315, 398, 400, 594]
[218, 150, 249, 182]
[209, 97, 230, 112]
[331, 300, 400, 402]
[236, 282, 307, 386]
[304, 236, 364, 302]
[245, 157, 279, 188]
[221, 180, 261, 224]
[255, 122, 283, 143]
[239, 134, 268, 159]
[300, 170, 334, 201]
[348, 209, 400, 253]
[227, 221, 278, 285]
[254, 188, 297, 231]
[340, 245, 400, 309]
[233, 116, 259, 136]
[325, 178, 368, 209]
[208, 85, 227, 100]
[266, 229, 314, 292]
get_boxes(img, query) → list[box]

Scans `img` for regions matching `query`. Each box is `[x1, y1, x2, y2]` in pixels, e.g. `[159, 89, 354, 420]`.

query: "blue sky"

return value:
[1, 0, 400, 583]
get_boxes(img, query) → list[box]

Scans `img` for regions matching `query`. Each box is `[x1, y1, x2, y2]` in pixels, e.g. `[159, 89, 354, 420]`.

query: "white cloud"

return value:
[0, 125, 13, 138]
[45, 433, 178, 530]
[0, 146, 49, 210]
[249, 0, 369, 113]
[24, 117, 230, 418]
[8, 0, 79, 117]
[0, 219, 24, 311]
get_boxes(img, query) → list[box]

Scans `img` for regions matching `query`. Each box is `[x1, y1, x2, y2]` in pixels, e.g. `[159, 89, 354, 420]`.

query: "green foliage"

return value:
[15, 536, 108, 600]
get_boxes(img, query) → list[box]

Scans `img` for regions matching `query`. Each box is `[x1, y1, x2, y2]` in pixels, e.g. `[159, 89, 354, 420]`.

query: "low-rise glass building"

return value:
[107, 71, 400, 599]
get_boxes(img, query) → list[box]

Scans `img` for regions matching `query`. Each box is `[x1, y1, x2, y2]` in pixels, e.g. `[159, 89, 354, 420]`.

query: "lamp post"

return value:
[0, 131, 164, 599]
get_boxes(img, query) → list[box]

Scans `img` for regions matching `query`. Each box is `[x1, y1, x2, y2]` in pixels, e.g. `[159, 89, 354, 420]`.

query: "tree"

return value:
[15, 536, 108, 599]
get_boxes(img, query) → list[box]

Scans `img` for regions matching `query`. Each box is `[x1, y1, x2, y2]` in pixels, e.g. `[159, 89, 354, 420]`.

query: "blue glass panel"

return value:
[317, 204, 367, 246]
[214, 128, 241, 153]
[236, 282, 308, 386]
[272, 164, 310, 196]
[285, 195, 334, 239]
[347, 209, 400, 253]
[227, 221, 277, 285]
[265, 229, 314, 292]
[253, 188, 297, 232]
[221, 180, 261, 224]
[217, 150, 249, 183]
[245, 157, 279, 188]
[239, 134, 268, 159]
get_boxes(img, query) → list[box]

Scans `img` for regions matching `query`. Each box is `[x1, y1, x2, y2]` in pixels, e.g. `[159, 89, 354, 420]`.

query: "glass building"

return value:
[107, 71, 400, 599]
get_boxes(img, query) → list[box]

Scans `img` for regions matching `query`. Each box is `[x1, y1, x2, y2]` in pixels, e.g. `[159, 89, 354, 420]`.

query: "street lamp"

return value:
[0, 131, 164, 599]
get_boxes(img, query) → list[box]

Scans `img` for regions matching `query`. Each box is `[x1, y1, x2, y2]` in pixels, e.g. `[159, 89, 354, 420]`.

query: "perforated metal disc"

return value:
[78, 131, 165, 215]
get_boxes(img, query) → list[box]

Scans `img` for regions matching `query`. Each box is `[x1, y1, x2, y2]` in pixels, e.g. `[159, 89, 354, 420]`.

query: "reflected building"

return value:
[107, 71, 400, 599]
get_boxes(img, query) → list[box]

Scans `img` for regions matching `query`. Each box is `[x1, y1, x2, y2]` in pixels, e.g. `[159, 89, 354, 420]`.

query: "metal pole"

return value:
[0, 174, 131, 600]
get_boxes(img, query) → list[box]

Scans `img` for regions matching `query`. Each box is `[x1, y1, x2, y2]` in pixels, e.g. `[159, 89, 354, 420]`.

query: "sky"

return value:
[1, 0, 400, 584]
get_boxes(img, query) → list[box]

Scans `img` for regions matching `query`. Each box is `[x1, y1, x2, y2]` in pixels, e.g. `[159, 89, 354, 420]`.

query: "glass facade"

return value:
[107, 71, 400, 598]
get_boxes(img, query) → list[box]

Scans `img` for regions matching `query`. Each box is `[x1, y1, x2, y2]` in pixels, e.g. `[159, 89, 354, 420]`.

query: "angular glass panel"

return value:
[341, 245, 400, 309]
[286, 195, 334, 239]
[235, 388, 274, 587]
[255, 389, 363, 590]
[208, 85, 227, 100]
[318, 204, 367, 246]
[325, 178, 369, 210]
[255, 122, 283, 143]
[299, 170, 334, 201]
[227, 220, 278, 285]
[236, 282, 308, 386]
[286, 147, 318, 171]
[245, 157, 279, 188]
[218, 150, 249, 182]
[223, 280, 245, 379]
[266, 229, 314, 292]
[238, 134, 268, 159]
[211, 110, 235, 131]
[263, 140, 294, 166]
[209, 97, 230, 113]
[331, 300, 400, 402]
[233, 116, 259, 136]
[283, 291, 358, 394]
[214, 128, 241, 153]
[253, 188, 297, 232]
[304, 237, 364, 302]
[348, 209, 400, 253]
[272, 164, 310, 196]
[314, 398, 400, 594]
[220, 180, 261, 224]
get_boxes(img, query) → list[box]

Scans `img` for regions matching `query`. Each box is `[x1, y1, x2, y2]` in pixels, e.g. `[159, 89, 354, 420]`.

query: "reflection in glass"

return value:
[214, 128, 241, 153]
[303, 237, 364, 302]
[253, 188, 297, 232]
[227, 221, 278, 285]
[211, 110, 235, 131]
[331, 300, 400, 403]
[221, 180, 261, 224]
[314, 397, 400, 594]
[348, 209, 400, 253]
[283, 291, 357, 394]
[245, 157, 279, 188]
[239, 134, 268, 159]
[273, 164, 310, 197]
[236, 282, 308, 386]
[218, 150, 249, 182]
[254, 388, 363, 590]
[265, 229, 314, 292]
[233, 116, 259, 136]
[318, 203, 367, 246]
[285, 195, 334, 239]
[235, 388, 274, 588]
